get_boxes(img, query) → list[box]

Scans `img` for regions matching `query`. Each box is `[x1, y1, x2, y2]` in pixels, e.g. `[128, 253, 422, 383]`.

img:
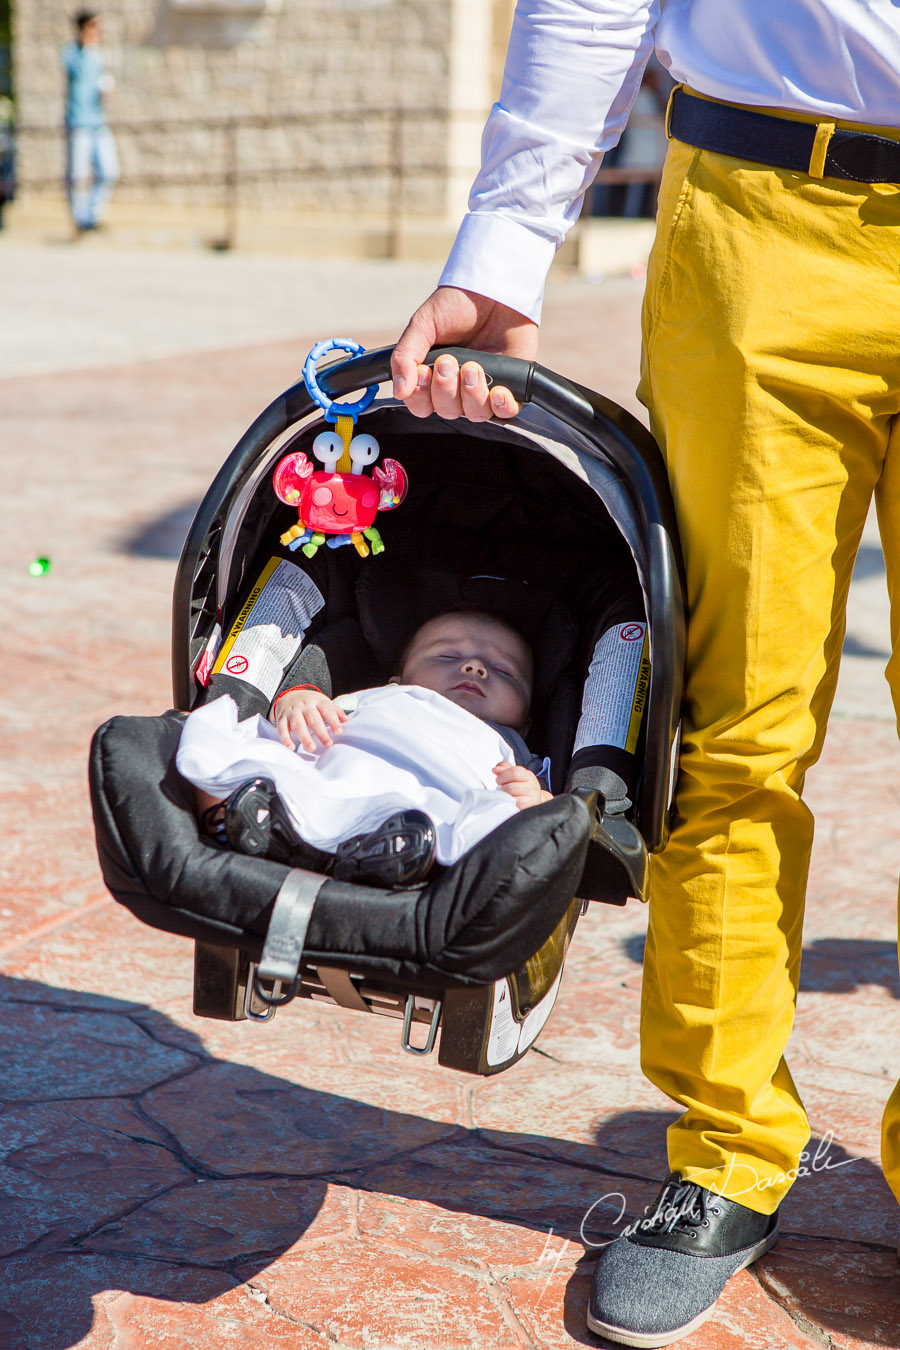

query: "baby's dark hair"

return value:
[396, 606, 534, 677]
[74, 9, 99, 30]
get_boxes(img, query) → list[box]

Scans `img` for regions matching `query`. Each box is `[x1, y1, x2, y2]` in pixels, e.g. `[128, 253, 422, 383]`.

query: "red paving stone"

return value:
[2, 274, 899, 1348]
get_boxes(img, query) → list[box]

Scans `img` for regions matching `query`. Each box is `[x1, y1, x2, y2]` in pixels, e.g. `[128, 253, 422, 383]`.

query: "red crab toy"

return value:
[274, 416, 408, 558]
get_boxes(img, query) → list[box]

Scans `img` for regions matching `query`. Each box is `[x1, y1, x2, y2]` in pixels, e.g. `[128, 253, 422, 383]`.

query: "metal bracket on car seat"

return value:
[253, 867, 328, 1009]
[401, 995, 442, 1056]
[571, 788, 649, 904]
[244, 966, 279, 1022]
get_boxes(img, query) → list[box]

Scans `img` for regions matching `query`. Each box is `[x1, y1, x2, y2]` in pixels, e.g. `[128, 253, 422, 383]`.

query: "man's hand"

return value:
[391, 286, 538, 421]
[493, 761, 553, 810]
[271, 688, 347, 752]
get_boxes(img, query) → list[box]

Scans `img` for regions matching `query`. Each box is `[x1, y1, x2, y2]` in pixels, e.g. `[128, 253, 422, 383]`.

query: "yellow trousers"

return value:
[639, 119, 900, 1214]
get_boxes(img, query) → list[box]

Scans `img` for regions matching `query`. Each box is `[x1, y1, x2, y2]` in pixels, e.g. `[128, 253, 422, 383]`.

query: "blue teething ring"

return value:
[303, 338, 378, 422]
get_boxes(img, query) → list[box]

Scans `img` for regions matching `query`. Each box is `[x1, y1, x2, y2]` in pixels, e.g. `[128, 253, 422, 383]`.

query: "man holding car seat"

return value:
[391, 2, 900, 1344]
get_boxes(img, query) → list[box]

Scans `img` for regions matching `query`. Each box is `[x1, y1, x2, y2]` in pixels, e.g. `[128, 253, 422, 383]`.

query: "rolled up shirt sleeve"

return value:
[439, 0, 660, 322]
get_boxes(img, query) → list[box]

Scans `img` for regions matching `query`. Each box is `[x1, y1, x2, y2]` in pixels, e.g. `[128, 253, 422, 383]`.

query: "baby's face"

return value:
[397, 614, 533, 730]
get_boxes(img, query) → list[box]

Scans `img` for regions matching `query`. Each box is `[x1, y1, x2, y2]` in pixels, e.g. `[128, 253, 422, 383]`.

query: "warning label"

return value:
[516, 968, 563, 1054]
[486, 979, 520, 1067]
[212, 557, 325, 701]
[573, 621, 650, 754]
[486, 968, 565, 1066]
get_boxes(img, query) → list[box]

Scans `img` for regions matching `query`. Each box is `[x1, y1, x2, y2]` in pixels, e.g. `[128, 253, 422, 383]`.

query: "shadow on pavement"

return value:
[621, 932, 900, 999]
[2, 976, 898, 1349]
[851, 542, 886, 582]
[843, 633, 891, 658]
[121, 501, 198, 560]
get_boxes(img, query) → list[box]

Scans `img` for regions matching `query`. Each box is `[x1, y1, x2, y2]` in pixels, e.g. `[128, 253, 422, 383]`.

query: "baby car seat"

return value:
[89, 345, 685, 1074]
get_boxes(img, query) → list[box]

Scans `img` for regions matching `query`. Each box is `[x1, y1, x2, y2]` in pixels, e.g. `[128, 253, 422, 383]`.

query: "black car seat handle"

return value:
[313, 345, 535, 409]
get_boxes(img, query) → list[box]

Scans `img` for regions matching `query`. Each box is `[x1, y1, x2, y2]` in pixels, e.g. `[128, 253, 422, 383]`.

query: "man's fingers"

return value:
[431, 353, 464, 420]
[392, 307, 437, 398]
[391, 348, 419, 401]
[459, 361, 493, 421]
[405, 360, 521, 422]
[489, 385, 520, 419]
[405, 364, 436, 419]
[392, 286, 538, 418]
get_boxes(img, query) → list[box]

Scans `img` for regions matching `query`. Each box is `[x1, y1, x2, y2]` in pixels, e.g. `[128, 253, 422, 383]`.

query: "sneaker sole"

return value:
[585, 1227, 779, 1348]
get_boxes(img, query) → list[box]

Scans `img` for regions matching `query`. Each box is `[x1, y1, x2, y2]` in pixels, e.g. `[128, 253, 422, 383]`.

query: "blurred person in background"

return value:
[0, 94, 13, 228]
[63, 9, 118, 236]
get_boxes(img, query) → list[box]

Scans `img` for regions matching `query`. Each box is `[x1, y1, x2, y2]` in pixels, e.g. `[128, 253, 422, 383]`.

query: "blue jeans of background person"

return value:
[66, 125, 118, 229]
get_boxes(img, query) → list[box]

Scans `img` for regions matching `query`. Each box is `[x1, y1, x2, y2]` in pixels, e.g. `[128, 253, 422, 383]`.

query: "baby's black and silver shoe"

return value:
[223, 777, 333, 872]
[332, 810, 436, 888]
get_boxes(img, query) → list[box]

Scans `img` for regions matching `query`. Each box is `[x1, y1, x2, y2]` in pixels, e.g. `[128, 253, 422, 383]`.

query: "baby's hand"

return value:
[493, 762, 553, 810]
[271, 687, 347, 751]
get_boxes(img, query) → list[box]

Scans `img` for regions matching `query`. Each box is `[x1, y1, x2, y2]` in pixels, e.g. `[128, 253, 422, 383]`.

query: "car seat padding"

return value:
[90, 712, 591, 987]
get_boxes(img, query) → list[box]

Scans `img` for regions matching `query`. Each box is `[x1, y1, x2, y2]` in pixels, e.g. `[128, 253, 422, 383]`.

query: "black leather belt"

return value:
[669, 86, 900, 185]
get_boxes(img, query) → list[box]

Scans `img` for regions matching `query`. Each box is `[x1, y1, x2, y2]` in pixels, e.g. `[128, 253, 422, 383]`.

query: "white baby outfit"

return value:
[176, 684, 522, 865]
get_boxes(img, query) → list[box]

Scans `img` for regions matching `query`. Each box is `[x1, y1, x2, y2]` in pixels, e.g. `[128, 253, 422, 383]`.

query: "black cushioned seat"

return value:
[90, 710, 591, 989]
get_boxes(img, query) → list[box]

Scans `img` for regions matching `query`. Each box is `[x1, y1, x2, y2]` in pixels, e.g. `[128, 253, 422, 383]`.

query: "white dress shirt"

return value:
[440, 0, 900, 321]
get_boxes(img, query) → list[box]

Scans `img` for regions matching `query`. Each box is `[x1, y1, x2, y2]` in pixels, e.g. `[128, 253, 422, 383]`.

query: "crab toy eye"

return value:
[348, 433, 380, 473]
[312, 430, 344, 471]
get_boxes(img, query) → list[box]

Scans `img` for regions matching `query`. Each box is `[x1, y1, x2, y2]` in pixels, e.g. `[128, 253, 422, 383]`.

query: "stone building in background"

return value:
[9, 0, 515, 256]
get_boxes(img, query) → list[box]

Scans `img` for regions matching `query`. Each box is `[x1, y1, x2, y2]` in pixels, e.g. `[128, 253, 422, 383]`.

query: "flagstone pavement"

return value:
[1, 238, 899, 1349]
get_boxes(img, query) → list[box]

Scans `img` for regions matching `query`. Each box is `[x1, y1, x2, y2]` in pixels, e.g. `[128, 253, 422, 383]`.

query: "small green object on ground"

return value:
[28, 557, 51, 577]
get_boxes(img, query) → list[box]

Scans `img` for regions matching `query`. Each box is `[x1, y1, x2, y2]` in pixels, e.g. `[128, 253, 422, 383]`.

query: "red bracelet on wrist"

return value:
[272, 683, 323, 715]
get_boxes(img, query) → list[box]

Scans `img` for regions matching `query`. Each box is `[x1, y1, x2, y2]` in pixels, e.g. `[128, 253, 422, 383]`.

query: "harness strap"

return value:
[257, 867, 327, 986]
[317, 965, 372, 1012]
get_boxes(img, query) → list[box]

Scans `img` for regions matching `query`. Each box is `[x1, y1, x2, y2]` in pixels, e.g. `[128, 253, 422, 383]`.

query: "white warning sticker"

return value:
[211, 557, 325, 701]
[573, 621, 650, 754]
[485, 968, 565, 1067]
[516, 967, 563, 1054]
[486, 978, 520, 1068]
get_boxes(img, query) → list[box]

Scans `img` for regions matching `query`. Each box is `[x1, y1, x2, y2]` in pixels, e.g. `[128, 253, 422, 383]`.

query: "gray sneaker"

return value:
[587, 1172, 779, 1347]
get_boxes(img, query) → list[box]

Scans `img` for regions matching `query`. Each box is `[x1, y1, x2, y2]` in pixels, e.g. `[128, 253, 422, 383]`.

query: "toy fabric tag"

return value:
[573, 622, 650, 755]
[212, 557, 325, 701]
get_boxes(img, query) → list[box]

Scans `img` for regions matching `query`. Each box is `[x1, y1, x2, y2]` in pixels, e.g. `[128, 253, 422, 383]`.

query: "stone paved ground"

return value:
[1, 240, 899, 1348]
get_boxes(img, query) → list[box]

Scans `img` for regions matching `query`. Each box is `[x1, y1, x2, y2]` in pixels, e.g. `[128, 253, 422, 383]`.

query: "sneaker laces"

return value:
[639, 1174, 718, 1236]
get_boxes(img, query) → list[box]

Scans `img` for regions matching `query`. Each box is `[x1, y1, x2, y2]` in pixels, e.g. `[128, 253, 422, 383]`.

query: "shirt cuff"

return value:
[438, 211, 558, 325]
